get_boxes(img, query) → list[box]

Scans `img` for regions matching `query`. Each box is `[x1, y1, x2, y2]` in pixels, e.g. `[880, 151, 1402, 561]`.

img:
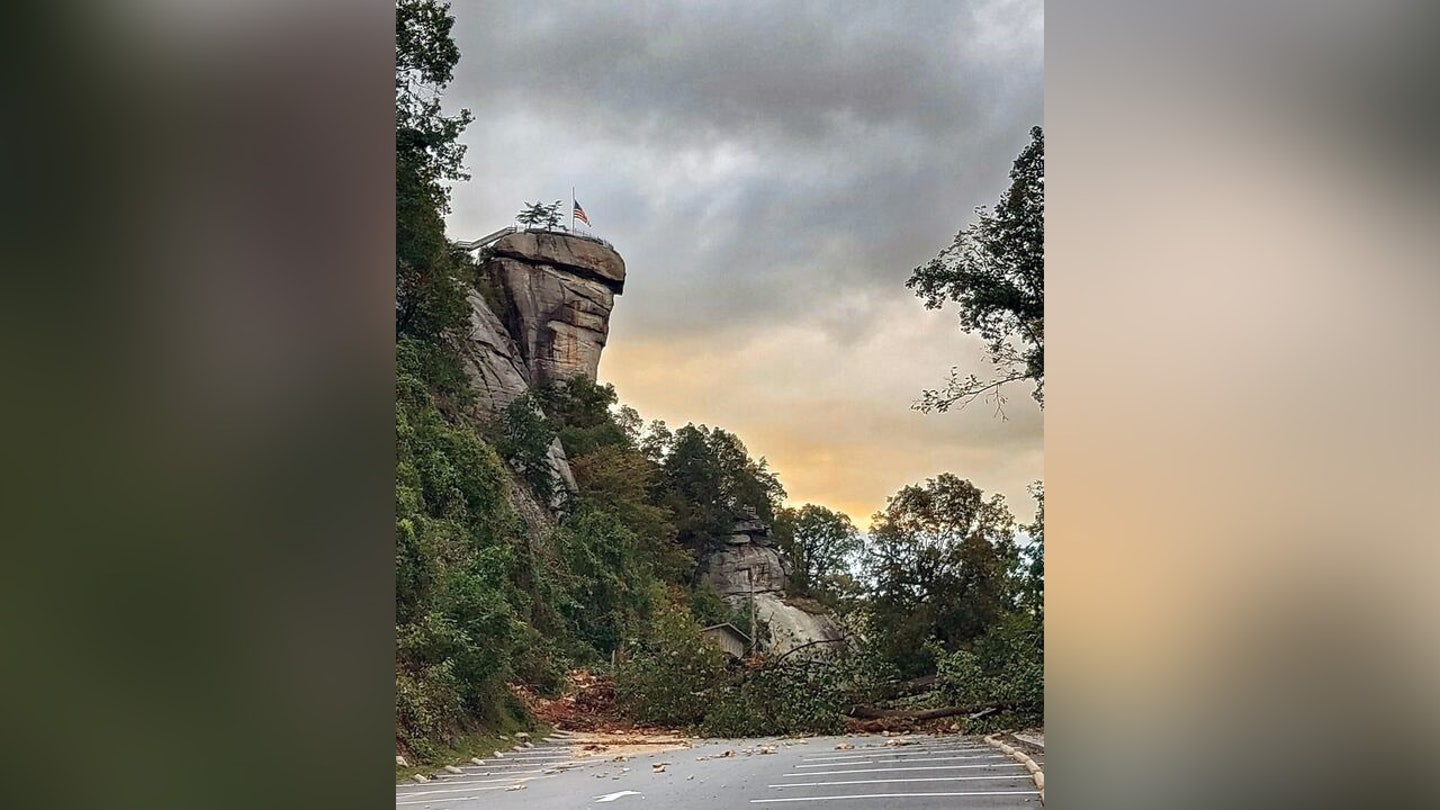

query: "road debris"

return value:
[505, 783, 526, 791]
[834, 743, 854, 750]
[652, 763, 667, 773]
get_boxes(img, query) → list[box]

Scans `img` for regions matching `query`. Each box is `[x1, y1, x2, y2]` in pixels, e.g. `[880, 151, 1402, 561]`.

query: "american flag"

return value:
[572, 199, 590, 226]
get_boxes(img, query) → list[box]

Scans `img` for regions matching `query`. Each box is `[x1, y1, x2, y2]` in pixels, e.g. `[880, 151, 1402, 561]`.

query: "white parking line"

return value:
[396, 775, 544, 792]
[395, 770, 545, 789]
[749, 791, 1040, 803]
[803, 745, 992, 759]
[396, 786, 533, 804]
[789, 763, 1027, 777]
[396, 778, 540, 798]
[794, 749, 996, 760]
[772, 775, 1032, 789]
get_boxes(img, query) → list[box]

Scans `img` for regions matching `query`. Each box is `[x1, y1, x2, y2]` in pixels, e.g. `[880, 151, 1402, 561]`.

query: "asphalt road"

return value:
[396, 732, 1042, 809]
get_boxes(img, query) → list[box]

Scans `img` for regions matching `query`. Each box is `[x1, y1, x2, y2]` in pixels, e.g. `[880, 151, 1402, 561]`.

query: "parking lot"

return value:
[396, 732, 1042, 809]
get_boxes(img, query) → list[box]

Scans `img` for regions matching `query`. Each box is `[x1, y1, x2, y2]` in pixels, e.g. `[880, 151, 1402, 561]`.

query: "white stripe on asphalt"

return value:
[396, 775, 544, 792]
[749, 791, 1040, 803]
[789, 763, 1027, 776]
[800, 743, 990, 755]
[774, 775, 1031, 788]
[397, 778, 540, 798]
[395, 770, 544, 789]
[796, 754, 1006, 768]
[396, 786, 532, 804]
[802, 747, 992, 761]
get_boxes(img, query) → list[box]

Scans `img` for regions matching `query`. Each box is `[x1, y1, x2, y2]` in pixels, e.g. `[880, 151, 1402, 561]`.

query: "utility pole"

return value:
[746, 568, 757, 653]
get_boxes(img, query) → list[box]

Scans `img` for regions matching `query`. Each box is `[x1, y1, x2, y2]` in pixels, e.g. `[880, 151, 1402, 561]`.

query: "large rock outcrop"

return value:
[701, 512, 846, 655]
[488, 231, 625, 386]
[456, 230, 626, 504]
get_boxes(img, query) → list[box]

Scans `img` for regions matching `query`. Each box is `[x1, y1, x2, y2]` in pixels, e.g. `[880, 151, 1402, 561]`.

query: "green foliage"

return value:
[516, 200, 564, 230]
[534, 378, 631, 457]
[908, 126, 1044, 412]
[552, 506, 659, 656]
[864, 473, 1019, 678]
[497, 394, 558, 502]
[702, 659, 849, 737]
[1020, 481, 1044, 622]
[655, 424, 786, 560]
[571, 444, 691, 582]
[615, 604, 727, 727]
[395, 0, 476, 343]
[935, 612, 1044, 729]
[687, 584, 750, 632]
[774, 504, 862, 602]
[395, 347, 531, 754]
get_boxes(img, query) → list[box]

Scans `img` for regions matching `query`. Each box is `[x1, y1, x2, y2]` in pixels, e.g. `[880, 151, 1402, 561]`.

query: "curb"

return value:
[985, 733, 1044, 805]
[1014, 731, 1044, 750]
[404, 728, 568, 784]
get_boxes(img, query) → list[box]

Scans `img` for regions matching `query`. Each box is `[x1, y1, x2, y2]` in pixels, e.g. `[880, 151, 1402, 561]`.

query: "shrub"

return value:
[688, 584, 750, 634]
[701, 657, 849, 737]
[497, 394, 557, 501]
[615, 605, 726, 727]
[935, 612, 1043, 728]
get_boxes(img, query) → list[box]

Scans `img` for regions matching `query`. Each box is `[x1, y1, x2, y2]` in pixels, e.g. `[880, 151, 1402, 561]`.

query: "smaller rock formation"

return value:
[701, 510, 845, 655]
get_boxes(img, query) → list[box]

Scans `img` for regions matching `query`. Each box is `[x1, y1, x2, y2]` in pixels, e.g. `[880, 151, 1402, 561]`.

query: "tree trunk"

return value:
[846, 701, 1034, 721]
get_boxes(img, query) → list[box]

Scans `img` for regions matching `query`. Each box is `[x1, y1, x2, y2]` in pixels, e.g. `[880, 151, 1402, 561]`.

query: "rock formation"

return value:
[456, 229, 844, 653]
[701, 510, 845, 655]
[456, 230, 627, 502]
[487, 231, 624, 385]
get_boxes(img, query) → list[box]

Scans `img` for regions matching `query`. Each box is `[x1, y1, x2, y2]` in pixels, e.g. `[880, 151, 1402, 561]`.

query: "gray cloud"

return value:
[444, 0, 1042, 339]
[440, 1, 1043, 516]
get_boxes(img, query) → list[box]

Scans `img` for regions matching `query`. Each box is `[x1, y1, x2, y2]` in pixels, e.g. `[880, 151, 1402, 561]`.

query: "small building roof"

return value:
[699, 622, 751, 644]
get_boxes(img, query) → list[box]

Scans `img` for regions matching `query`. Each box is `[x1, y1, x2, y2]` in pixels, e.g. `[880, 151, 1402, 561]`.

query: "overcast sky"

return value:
[443, 0, 1043, 527]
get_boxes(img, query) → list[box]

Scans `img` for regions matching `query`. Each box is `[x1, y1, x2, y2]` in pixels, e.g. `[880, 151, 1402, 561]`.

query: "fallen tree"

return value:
[845, 701, 1037, 722]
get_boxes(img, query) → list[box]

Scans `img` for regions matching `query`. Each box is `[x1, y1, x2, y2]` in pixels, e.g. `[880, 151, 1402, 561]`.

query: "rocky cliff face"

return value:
[488, 231, 624, 385]
[701, 514, 845, 655]
[457, 231, 627, 502]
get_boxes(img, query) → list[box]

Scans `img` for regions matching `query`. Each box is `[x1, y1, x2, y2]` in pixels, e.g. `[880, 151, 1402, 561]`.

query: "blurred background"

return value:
[0, 1, 1436, 807]
[1048, 0, 1440, 806]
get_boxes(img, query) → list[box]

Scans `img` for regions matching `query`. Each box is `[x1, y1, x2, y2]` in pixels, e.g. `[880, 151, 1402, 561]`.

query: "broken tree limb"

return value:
[845, 701, 1036, 722]
[770, 636, 849, 665]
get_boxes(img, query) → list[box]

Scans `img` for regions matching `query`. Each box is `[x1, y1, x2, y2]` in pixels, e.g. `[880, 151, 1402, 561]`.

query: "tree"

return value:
[775, 504, 862, 599]
[395, 0, 476, 343]
[516, 200, 564, 230]
[656, 424, 785, 559]
[1019, 481, 1044, 622]
[907, 126, 1043, 413]
[864, 474, 1018, 677]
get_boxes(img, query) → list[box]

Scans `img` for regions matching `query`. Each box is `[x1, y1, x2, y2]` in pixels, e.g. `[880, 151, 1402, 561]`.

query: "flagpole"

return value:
[571, 186, 575, 232]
